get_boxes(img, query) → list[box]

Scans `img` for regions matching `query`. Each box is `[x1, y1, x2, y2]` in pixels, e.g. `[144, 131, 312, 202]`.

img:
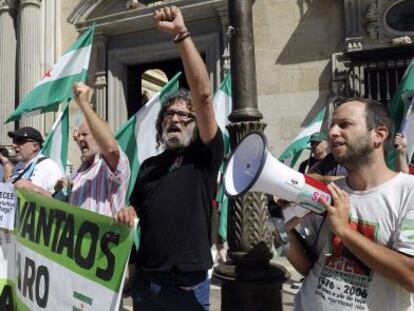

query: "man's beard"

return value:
[334, 136, 374, 169]
[162, 128, 196, 150]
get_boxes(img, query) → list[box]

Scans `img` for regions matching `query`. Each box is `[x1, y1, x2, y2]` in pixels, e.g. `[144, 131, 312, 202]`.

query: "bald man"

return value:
[68, 82, 131, 217]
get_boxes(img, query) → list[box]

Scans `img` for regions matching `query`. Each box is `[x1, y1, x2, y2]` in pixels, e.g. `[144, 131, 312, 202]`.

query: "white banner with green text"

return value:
[0, 190, 133, 311]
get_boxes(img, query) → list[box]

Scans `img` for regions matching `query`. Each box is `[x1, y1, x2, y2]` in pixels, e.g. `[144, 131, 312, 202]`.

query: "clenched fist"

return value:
[72, 82, 93, 108]
[154, 6, 187, 37]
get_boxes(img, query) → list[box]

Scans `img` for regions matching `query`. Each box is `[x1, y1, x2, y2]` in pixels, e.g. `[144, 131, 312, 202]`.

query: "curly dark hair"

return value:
[155, 88, 197, 149]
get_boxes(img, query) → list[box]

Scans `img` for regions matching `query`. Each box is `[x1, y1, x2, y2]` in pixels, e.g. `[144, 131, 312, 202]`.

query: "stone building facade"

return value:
[1, 0, 413, 168]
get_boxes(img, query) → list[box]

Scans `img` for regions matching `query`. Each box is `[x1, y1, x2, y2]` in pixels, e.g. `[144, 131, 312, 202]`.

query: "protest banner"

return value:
[0, 183, 17, 230]
[0, 229, 16, 310]
[5, 189, 133, 311]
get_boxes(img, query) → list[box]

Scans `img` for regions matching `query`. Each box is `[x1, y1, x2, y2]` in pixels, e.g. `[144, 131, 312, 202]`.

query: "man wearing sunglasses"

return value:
[5, 127, 63, 195]
[115, 6, 224, 311]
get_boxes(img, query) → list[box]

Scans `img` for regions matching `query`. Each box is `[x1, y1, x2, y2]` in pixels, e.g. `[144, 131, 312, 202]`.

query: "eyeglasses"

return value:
[164, 110, 195, 121]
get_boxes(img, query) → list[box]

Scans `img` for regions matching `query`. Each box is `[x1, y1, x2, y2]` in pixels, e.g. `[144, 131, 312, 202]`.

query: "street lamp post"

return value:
[213, 1, 288, 310]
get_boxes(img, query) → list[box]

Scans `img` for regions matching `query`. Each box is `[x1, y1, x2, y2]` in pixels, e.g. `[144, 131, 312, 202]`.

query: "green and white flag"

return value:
[213, 72, 232, 153]
[116, 72, 182, 202]
[6, 24, 95, 122]
[389, 59, 414, 133]
[212, 72, 232, 241]
[387, 58, 414, 167]
[42, 103, 69, 174]
[279, 106, 326, 168]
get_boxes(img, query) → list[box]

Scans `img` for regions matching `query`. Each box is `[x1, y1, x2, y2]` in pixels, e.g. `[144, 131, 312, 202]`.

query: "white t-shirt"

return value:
[295, 173, 414, 311]
[12, 155, 63, 193]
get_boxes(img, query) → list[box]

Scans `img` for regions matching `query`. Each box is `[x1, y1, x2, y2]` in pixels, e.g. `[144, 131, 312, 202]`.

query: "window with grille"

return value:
[341, 45, 414, 106]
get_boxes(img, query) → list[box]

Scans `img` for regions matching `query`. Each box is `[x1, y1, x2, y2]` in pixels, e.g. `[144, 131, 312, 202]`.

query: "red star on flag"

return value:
[43, 68, 53, 78]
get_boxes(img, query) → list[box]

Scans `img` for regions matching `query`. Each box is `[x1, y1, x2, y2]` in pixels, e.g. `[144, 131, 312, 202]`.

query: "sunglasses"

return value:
[12, 138, 38, 145]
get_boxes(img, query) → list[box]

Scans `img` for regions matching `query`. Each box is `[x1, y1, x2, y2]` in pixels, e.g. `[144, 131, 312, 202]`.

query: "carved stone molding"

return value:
[343, 0, 413, 51]
[0, 1, 9, 10]
[365, 2, 379, 40]
[95, 72, 107, 88]
[19, 0, 41, 8]
[0, 0, 17, 12]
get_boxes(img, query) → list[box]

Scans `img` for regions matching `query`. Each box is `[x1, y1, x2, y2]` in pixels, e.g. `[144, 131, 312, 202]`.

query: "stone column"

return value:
[93, 34, 108, 121]
[0, 0, 17, 144]
[17, 0, 43, 131]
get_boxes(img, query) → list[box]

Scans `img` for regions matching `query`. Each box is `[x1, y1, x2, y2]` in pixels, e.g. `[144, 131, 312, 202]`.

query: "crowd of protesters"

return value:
[1, 5, 414, 311]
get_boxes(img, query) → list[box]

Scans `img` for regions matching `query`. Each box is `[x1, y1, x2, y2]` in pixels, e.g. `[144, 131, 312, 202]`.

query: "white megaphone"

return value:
[224, 132, 331, 214]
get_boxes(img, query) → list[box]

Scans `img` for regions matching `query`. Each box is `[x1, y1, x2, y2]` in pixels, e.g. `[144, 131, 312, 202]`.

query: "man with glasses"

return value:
[5, 127, 63, 195]
[115, 6, 224, 310]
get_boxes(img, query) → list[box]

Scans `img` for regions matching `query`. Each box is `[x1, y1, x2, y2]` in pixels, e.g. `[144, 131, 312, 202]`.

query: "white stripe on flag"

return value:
[48, 113, 64, 173]
[36, 46, 91, 87]
[135, 93, 162, 163]
[213, 90, 232, 134]
[289, 120, 323, 144]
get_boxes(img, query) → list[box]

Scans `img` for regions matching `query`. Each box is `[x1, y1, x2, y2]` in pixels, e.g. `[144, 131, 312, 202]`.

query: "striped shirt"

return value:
[69, 147, 130, 217]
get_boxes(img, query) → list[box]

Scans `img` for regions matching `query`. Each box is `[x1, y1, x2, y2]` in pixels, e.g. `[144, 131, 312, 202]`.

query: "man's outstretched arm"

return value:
[72, 82, 120, 171]
[154, 6, 218, 144]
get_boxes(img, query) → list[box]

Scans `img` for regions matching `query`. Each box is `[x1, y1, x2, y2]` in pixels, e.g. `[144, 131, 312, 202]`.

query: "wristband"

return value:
[174, 31, 191, 44]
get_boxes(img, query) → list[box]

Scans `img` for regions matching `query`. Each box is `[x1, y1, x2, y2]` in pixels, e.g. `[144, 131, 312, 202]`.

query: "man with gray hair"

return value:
[116, 5, 224, 310]
[5, 127, 63, 195]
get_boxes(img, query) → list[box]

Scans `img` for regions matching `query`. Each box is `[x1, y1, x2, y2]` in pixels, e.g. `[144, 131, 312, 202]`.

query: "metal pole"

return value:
[214, 1, 288, 310]
[227, 0, 262, 122]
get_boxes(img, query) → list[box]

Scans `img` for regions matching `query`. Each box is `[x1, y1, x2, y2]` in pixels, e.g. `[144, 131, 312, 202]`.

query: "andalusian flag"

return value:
[387, 58, 414, 166]
[42, 103, 69, 174]
[6, 24, 95, 122]
[213, 72, 232, 241]
[116, 72, 182, 201]
[214, 72, 232, 152]
[279, 106, 326, 167]
[389, 58, 414, 132]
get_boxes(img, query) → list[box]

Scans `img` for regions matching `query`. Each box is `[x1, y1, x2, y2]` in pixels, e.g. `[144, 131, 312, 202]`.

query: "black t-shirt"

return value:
[312, 153, 347, 176]
[298, 157, 320, 174]
[130, 129, 224, 272]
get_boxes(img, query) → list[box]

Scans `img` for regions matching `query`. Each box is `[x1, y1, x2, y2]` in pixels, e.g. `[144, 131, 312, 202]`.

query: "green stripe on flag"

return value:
[73, 291, 93, 306]
[66, 23, 95, 53]
[6, 22, 95, 122]
[212, 72, 232, 240]
[386, 58, 414, 169]
[42, 102, 69, 173]
[389, 59, 414, 132]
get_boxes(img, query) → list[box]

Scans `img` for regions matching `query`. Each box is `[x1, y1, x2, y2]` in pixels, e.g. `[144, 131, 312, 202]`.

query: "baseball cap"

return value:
[309, 132, 327, 142]
[8, 127, 44, 145]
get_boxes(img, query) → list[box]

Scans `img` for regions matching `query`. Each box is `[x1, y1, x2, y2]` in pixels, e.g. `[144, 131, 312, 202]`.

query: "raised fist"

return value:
[154, 6, 187, 37]
[72, 82, 93, 107]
